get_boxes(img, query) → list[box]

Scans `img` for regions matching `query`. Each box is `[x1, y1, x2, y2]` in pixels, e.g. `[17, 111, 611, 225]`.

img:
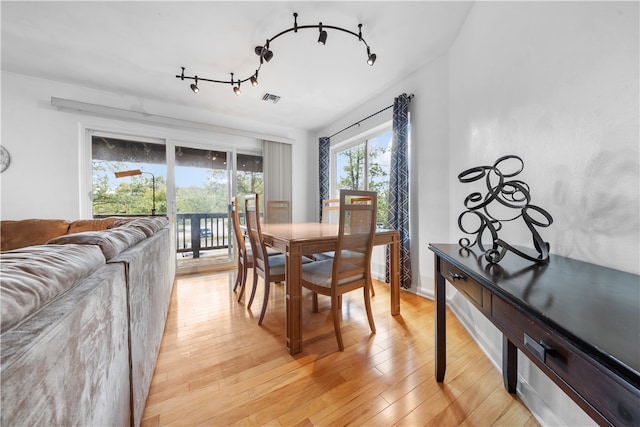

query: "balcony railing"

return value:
[176, 212, 233, 259]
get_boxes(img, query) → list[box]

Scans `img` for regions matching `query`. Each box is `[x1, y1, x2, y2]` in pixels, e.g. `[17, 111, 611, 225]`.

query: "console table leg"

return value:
[435, 256, 446, 382]
[503, 335, 518, 393]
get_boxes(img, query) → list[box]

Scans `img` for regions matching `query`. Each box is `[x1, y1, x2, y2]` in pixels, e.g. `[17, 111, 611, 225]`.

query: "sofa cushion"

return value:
[0, 244, 106, 333]
[46, 228, 147, 261]
[0, 219, 71, 252]
[120, 217, 167, 237]
[67, 217, 129, 234]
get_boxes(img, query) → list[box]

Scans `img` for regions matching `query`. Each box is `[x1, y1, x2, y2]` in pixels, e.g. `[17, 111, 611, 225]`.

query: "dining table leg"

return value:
[286, 242, 303, 354]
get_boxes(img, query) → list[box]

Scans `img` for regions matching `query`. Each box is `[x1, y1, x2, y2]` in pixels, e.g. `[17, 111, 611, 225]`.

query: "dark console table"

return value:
[429, 243, 639, 426]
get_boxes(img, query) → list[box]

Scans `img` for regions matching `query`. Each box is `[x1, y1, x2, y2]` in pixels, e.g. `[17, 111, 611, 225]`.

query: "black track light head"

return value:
[232, 74, 241, 96]
[250, 71, 259, 87]
[255, 42, 273, 62]
[367, 53, 377, 66]
[190, 76, 199, 93]
[367, 47, 377, 66]
[318, 23, 327, 45]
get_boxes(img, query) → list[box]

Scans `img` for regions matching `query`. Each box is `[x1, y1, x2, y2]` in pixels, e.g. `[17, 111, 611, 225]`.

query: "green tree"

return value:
[235, 170, 264, 212]
[92, 161, 166, 216]
[337, 145, 389, 227]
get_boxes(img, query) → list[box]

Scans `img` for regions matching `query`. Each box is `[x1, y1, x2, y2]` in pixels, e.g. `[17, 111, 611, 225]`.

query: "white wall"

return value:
[318, 1, 638, 426]
[0, 72, 314, 221]
[450, 2, 638, 426]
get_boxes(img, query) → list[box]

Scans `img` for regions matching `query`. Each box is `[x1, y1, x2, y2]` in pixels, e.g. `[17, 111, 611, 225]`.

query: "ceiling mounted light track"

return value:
[176, 12, 377, 96]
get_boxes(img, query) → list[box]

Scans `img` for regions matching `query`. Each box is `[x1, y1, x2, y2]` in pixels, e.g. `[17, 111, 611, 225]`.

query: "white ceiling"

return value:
[1, 1, 474, 131]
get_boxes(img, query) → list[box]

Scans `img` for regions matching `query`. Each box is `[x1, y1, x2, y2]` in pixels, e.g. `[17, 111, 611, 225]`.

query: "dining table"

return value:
[260, 222, 401, 354]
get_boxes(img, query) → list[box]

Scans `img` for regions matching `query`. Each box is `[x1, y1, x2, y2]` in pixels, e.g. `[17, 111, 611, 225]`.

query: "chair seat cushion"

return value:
[313, 251, 334, 261]
[301, 259, 364, 288]
[267, 254, 287, 275]
[266, 247, 281, 256]
[313, 250, 364, 262]
[267, 254, 313, 276]
[244, 242, 280, 259]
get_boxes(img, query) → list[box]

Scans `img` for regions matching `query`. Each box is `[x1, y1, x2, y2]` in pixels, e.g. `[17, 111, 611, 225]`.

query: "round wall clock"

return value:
[1, 146, 11, 173]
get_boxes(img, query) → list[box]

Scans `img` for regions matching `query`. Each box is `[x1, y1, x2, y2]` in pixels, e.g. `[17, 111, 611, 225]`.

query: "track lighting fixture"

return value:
[230, 73, 241, 96]
[318, 23, 327, 45]
[190, 76, 199, 93]
[176, 12, 377, 95]
[367, 47, 377, 66]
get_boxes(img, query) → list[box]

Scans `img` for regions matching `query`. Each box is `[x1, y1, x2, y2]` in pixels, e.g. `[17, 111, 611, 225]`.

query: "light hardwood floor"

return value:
[141, 271, 539, 426]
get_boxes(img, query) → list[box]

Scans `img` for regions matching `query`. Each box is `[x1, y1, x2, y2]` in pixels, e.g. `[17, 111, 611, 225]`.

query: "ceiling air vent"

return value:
[262, 93, 281, 104]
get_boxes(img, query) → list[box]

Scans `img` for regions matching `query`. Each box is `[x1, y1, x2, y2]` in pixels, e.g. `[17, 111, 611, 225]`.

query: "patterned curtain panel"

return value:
[387, 93, 412, 289]
[318, 137, 330, 222]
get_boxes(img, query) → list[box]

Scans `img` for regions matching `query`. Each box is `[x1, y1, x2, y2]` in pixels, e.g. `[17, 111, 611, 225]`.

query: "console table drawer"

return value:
[440, 259, 483, 308]
[492, 295, 640, 426]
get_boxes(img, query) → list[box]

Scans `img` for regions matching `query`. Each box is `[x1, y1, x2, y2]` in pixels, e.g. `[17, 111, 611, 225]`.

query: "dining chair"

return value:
[301, 189, 377, 351]
[321, 198, 340, 224]
[266, 200, 291, 224]
[231, 196, 253, 302]
[245, 194, 311, 325]
[315, 195, 376, 297]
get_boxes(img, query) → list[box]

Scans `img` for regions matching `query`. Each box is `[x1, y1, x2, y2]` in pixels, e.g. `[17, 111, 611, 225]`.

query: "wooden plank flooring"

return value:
[142, 271, 538, 426]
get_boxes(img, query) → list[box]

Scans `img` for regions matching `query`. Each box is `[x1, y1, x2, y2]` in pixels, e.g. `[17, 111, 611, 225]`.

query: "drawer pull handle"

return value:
[524, 334, 554, 363]
[446, 272, 465, 281]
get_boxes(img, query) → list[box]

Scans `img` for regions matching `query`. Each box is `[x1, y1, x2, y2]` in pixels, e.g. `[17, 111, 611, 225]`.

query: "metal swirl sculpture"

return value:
[457, 155, 553, 264]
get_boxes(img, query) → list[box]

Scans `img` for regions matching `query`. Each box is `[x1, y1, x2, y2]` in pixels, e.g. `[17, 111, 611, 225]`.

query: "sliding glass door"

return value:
[90, 131, 264, 274]
[174, 145, 232, 271]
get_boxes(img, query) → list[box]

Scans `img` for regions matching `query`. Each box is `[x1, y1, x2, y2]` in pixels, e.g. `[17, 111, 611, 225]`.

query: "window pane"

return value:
[331, 129, 393, 228]
[367, 131, 392, 228]
[336, 143, 366, 190]
[92, 136, 166, 217]
[235, 153, 264, 223]
[175, 148, 229, 215]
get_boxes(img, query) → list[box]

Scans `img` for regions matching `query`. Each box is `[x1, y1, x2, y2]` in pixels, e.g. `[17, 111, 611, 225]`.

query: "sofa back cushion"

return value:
[120, 216, 169, 237]
[0, 244, 106, 333]
[67, 217, 130, 234]
[0, 219, 71, 252]
[46, 228, 147, 261]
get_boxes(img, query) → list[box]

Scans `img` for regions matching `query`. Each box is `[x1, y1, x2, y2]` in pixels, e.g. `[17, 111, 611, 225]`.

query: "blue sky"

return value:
[108, 163, 211, 188]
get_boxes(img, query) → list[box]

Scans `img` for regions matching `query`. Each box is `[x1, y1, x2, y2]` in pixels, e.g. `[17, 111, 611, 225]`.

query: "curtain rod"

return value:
[328, 93, 414, 139]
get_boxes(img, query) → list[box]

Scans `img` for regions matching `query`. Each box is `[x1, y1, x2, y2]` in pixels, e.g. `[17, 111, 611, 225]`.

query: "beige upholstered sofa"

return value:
[0, 216, 176, 426]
